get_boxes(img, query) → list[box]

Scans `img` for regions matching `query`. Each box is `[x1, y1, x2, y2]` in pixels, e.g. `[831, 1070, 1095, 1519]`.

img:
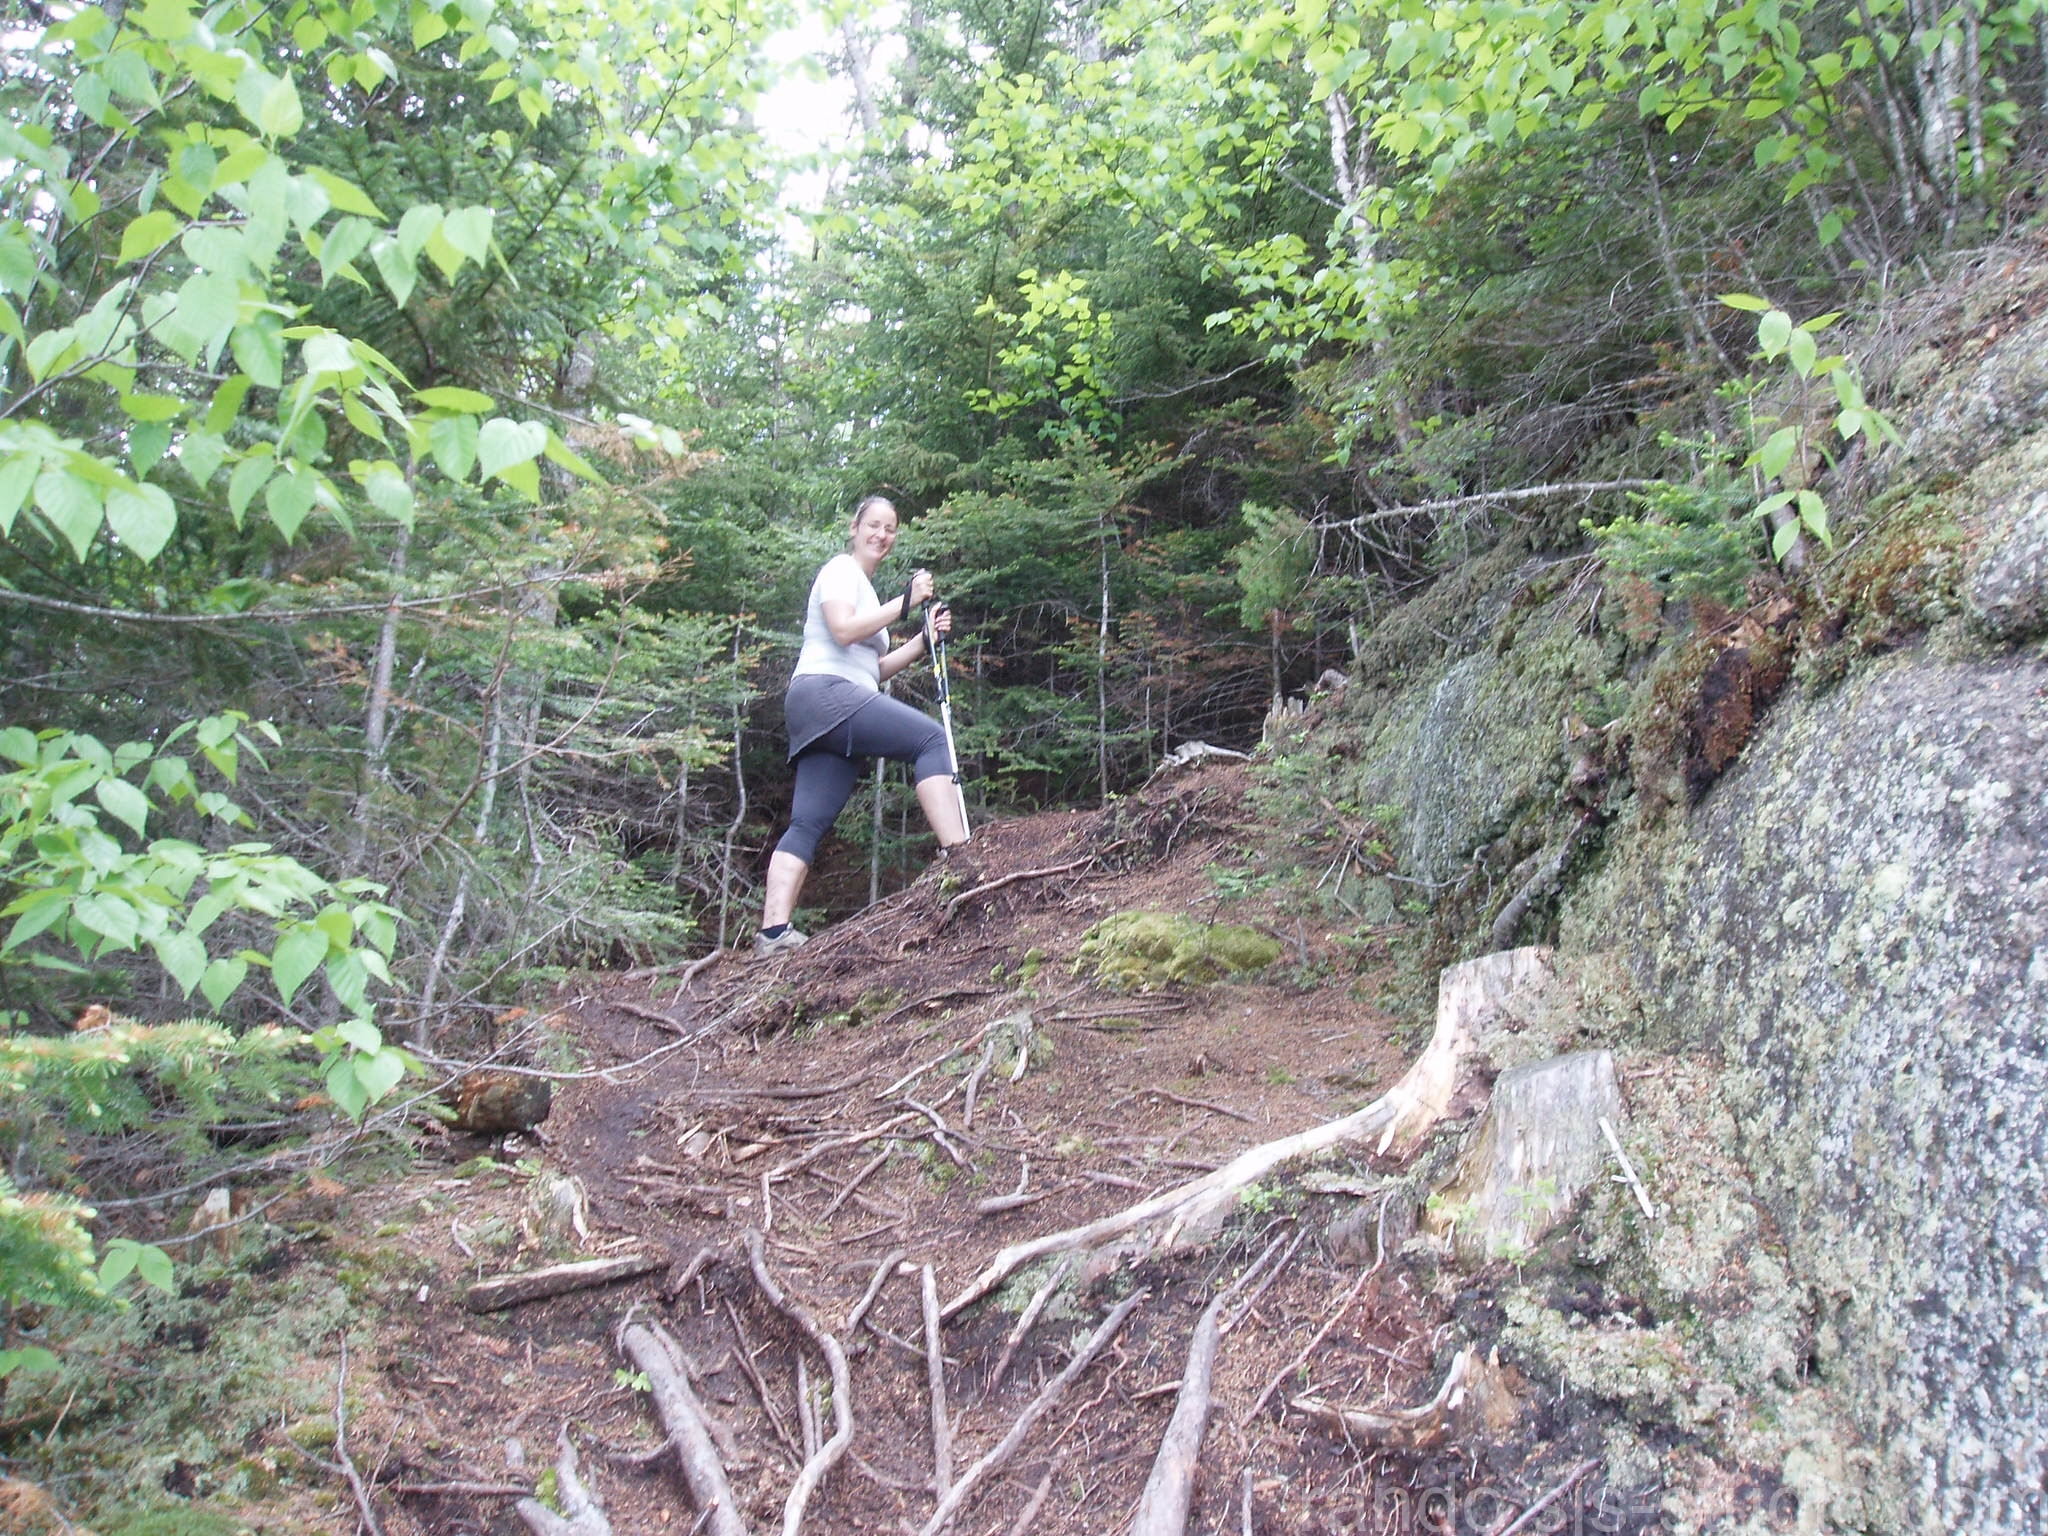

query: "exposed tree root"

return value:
[515, 1430, 614, 1536]
[943, 949, 1553, 1319]
[942, 1096, 1396, 1317]
[744, 1228, 853, 1536]
[1288, 1347, 1475, 1452]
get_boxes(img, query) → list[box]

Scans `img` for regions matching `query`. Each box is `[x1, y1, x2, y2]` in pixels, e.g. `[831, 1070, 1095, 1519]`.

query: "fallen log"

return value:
[616, 1321, 749, 1536]
[464, 1253, 666, 1313]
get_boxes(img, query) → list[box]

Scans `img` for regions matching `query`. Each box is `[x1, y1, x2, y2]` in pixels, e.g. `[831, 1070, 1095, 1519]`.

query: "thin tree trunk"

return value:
[716, 626, 747, 950]
[1097, 512, 1111, 804]
[349, 523, 412, 864]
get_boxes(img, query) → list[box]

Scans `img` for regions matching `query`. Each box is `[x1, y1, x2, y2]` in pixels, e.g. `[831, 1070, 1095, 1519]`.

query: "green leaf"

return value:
[199, 954, 250, 1009]
[1757, 426, 1799, 482]
[441, 205, 495, 267]
[336, 1015, 382, 1053]
[72, 892, 141, 950]
[0, 452, 37, 537]
[1772, 520, 1800, 560]
[264, 464, 317, 540]
[1719, 292, 1772, 313]
[119, 209, 182, 263]
[317, 216, 374, 287]
[158, 271, 241, 363]
[416, 385, 496, 413]
[230, 316, 285, 389]
[94, 775, 151, 835]
[307, 167, 385, 219]
[0, 1348, 60, 1379]
[0, 725, 36, 765]
[1757, 308, 1793, 358]
[99, 1241, 138, 1290]
[326, 1057, 369, 1120]
[256, 74, 304, 139]
[428, 413, 478, 482]
[396, 203, 442, 267]
[360, 461, 414, 524]
[355, 1046, 406, 1104]
[1796, 488, 1830, 544]
[271, 924, 328, 1005]
[104, 482, 177, 561]
[369, 236, 417, 308]
[153, 930, 208, 996]
[227, 454, 271, 526]
[34, 466, 103, 559]
[1786, 326, 1816, 378]
[179, 430, 226, 485]
[118, 390, 185, 423]
[134, 1243, 175, 1293]
[300, 331, 355, 377]
[477, 417, 546, 480]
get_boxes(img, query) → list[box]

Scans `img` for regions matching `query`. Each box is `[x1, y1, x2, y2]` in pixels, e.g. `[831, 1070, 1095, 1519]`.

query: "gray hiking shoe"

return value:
[752, 927, 808, 959]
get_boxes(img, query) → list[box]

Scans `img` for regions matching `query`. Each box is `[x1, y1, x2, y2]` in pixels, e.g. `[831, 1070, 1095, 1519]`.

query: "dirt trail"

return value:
[346, 765, 1594, 1536]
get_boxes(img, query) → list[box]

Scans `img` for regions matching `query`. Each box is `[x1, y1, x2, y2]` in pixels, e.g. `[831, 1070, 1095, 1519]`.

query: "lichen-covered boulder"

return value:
[1966, 480, 2048, 642]
[1567, 652, 2048, 1532]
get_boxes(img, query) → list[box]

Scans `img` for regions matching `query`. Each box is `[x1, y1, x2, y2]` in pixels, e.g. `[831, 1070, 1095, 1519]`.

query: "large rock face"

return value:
[1567, 652, 2048, 1532]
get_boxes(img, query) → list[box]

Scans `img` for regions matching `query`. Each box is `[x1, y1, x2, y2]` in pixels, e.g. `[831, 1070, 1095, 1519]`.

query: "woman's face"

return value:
[850, 500, 898, 567]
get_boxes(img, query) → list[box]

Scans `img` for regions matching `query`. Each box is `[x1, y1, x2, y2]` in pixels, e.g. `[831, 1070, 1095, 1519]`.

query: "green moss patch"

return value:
[1075, 911, 1281, 991]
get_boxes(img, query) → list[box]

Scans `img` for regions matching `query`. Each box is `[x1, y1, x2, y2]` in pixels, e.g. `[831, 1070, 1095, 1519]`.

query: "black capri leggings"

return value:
[775, 694, 952, 865]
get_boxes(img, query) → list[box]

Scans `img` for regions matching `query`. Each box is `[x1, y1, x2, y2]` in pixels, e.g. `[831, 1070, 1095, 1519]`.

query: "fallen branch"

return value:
[1490, 1457, 1602, 1536]
[1599, 1117, 1657, 1222]
[745, 1229, 853, 1536]
[1289, 1347, 1474, 1452]
[1317, 480, 1664, 533]
[821, 1148, 893, 1219]
[1128, 1290, 1226, 1536]
[723, 1296, 802, 1463]
[975, 1187, 1065, 1216]
[940, 857, 1093, 928]
[921, 1266, 953, 1498]
[1143, 1088, 1255, 1125]
[1004, 1455, 1063, 1536]
[516, 1430, 613, 1536]
[617, 1322, 748, 1536]
[918, 1292, 1146, 1536]
[466, 1254, 667, 1313]
[845, 1248, 908, 1337]
[696, 1073, 873, 1101]
[985, 1255, 1074, 1395]
[332, 1334, 387, 1536]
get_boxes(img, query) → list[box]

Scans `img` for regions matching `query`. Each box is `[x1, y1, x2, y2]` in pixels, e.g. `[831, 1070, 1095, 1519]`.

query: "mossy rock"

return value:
[1075, 912, 1281, 990]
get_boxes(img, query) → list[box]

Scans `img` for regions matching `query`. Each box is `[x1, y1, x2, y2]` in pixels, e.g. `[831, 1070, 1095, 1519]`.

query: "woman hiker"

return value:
[754, 494, 968, 958]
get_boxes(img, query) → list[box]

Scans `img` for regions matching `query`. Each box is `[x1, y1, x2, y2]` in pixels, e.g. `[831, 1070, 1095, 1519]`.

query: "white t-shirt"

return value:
[793, 553, 888, 688]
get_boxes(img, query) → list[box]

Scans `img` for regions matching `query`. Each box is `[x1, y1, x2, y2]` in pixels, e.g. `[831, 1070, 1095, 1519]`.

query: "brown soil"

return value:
[261, 764, 1617, 1536]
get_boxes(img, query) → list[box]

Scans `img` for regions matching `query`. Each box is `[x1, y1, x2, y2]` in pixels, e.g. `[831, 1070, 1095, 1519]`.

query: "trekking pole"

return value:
[924, 601, 972, 842]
